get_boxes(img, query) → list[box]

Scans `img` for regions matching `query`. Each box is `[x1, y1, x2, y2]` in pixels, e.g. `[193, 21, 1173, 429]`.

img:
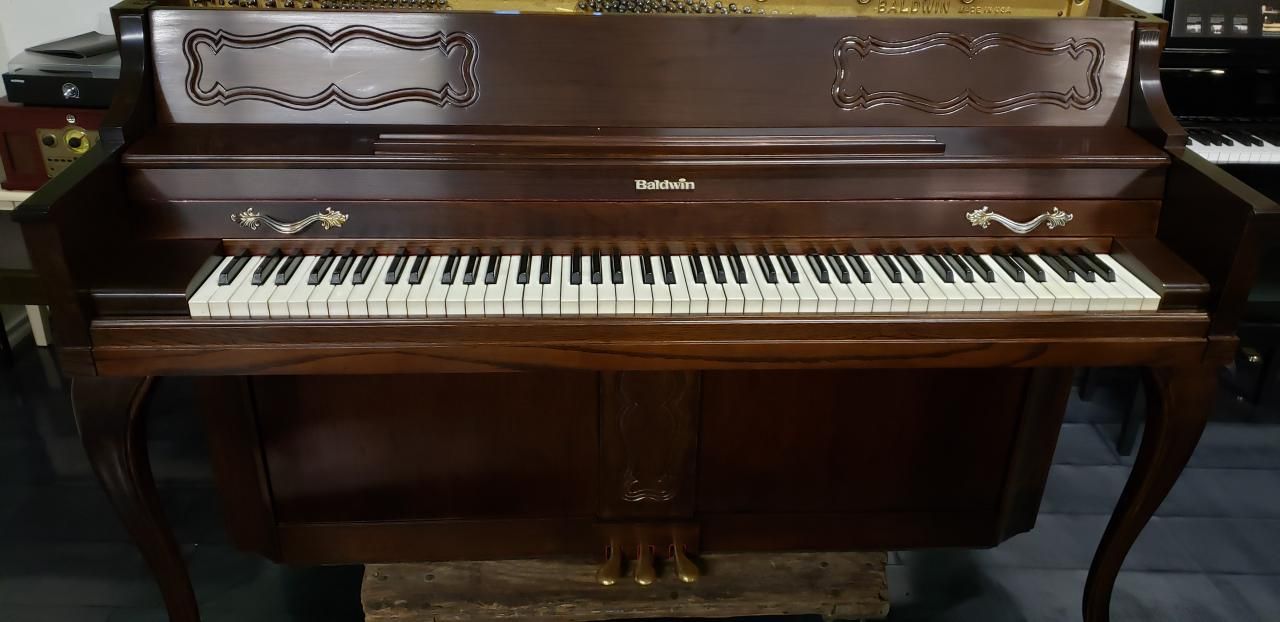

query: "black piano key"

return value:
[540, 250, 553, 285]
[924, 252, 953, 283]
[462, 250, 482, 285]
[611, 250, 625, 284]
[517, 250, 532, 285]
[660, 252, 677, 285]
[943, 251, 973, 283]
[757, 253, 779, 284]
[690, 250, 706, 284]
[640, 252, 655, 285]
[485, 251, 502, 285]
[219, 249, 252, 286]
[251, 249, 283, 286]
[729, 249, 748, 285]
[409, 251, 430, 285]
[1039, 252, 1076, 282]
[778, 253, 800, 284]
[709, 251, 727, 284]
[895, 251, 924, 284]
[330, 250, 356, 285]
[569, 249, 583, 285]
[307, 250, 336, 285]
[874, 253, 902, 284]
[274, 250, 305, 286]
[351, 249, 377, 285]
[845, 253, 872, 284]
[1076, 249, 1116, 282]
[963, 250, 995, 283]
[990, 251, 1024, 283]
[385, 248, 408, 285]
[1010, 249, 1046, 283]
[440, 249, 461, 285]
[827, 253, 850, 284]
[590, 250, 603, 285]
[806, 253, 830, 284]
[1058, 251, 1096, 283]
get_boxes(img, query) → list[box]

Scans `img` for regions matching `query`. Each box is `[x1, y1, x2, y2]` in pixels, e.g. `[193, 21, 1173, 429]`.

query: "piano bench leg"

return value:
[1083, 365, 1214, 622]
[73, 376, 201, 622]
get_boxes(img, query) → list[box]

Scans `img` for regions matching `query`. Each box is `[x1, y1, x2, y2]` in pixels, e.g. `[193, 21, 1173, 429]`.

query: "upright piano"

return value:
[13, 0, 1277, 620]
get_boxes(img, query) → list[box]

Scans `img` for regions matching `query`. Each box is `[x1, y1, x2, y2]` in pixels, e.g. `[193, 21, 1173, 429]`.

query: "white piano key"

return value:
[797, 255, 836, 313]
[910, 257, 953, 312]
[287, 258, 323, 319]
[894, 262, 930, 313]
[226, 259, 268, 320]
[484, 256, 511, 317]
[268, 256, 317, 319]
[465, 256, 492, 317]
[629, 256, 653, 315]
[247, 264, 283, 320]
[864, 257, 910, 313]
[543, 256, 564, 316]
[613, 256, 635, 315]
[208, 256, 262, 319]
[561, 256, 581, 316]
[1029, 255, 1091, 312]
[445, 261, 471, 317]
[667, 258, 691, 315]
[503, 255, 525, 317]
[920, 259, 971, 312]
[746, 256, 782, 314]
[425, 259, 452, 317]
[1097, 254, 1161, 311]
[366, 257, 399, 319]
[305, 257, 340, 319]
[767, 258, 800, 313]
[1097, 268, 1145, 312]
[967, 271, 1011, 312]
[698, 255, 727, 314]
[345, 256, 386, 319]
[713, 256, 746, 314]
[387, 255, 421, 318]
[679, 256, 708, 314]
[598, 256, 617, 315]
[406, 256, 441, 318]
[650, 255, 672, 315]
[579, 258, 599, 317]
[522, 255, 544, 317]
[853, 255, 893, 313]
[326, 260, 359, 319]
[188, 257, 233, 319]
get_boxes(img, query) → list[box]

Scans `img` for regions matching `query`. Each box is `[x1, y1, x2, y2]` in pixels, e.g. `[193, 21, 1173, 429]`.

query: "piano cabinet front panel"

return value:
[215, 368, 1065, 562]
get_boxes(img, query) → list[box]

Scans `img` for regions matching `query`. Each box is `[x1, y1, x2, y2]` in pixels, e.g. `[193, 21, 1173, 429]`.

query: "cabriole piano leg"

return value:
[1083, 366, 1215, 622]
[73, 376, 200, 622]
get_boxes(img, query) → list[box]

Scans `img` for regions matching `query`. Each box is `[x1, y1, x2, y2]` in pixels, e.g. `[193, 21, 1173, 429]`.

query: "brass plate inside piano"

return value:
[186, 0, 1093, 18]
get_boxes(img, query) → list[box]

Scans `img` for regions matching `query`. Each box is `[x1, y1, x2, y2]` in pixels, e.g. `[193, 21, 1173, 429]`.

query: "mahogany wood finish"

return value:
[72, 377, 198, 622]
[11, 2, 1263, 622]
[1083, 365, 1216, 620]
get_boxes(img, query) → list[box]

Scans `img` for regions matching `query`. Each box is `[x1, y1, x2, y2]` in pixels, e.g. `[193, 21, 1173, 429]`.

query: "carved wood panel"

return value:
[599, 371, 701, 519]
[833, 33, 1104, 114]
[182, 24, 478, 111]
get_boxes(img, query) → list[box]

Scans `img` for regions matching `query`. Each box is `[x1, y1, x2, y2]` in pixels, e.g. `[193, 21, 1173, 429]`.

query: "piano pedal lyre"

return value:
[595, 541, 624, 586]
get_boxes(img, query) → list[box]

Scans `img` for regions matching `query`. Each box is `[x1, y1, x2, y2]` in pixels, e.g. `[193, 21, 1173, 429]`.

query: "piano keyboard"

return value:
[1186, 126, 1280, 164]
[188, 247, 1161, 319]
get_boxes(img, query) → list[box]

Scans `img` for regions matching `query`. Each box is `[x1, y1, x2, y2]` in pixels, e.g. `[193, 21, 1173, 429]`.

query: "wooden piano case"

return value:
[210, 368, 1060, 564]
[13, 1, 1280, 621]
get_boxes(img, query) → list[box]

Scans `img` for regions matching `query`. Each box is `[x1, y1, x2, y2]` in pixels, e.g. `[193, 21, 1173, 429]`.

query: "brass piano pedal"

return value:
[671, 545, 701, 584]
[595, 543, 623, 586]
[634, 544, 657, 586]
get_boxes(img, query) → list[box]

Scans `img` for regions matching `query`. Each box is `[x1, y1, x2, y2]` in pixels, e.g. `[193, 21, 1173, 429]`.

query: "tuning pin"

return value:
[634, 545, 657, 586]
[595, 544, 623, 586]
[672, 546, 701, 584]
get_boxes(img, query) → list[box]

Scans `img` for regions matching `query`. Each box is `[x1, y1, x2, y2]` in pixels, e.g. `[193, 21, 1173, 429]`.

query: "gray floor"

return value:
[2, 339, 1278, 622]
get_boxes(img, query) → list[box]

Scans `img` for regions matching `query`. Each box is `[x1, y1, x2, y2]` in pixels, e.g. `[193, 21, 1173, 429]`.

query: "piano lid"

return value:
[181, 0, 1095, 18]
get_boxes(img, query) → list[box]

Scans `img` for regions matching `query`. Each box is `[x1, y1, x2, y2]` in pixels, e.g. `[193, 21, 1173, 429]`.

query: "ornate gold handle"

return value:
[965, 206, 1073, 234]
[231, 207, 348, 235]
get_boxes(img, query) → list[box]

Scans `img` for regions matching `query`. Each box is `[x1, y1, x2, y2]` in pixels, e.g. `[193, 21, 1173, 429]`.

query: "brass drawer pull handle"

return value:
[966, 206, 1073, 234]
[232, 207, 348, 234]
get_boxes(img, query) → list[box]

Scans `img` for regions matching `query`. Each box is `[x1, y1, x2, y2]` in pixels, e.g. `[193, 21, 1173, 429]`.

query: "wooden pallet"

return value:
[363, 552, 889, 621]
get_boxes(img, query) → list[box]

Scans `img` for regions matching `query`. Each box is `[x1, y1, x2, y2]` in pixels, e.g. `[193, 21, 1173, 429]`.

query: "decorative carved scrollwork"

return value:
[183, 25, 478, 110]
[613, 372, 698, 504]
[832, 32, 1104, 114]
